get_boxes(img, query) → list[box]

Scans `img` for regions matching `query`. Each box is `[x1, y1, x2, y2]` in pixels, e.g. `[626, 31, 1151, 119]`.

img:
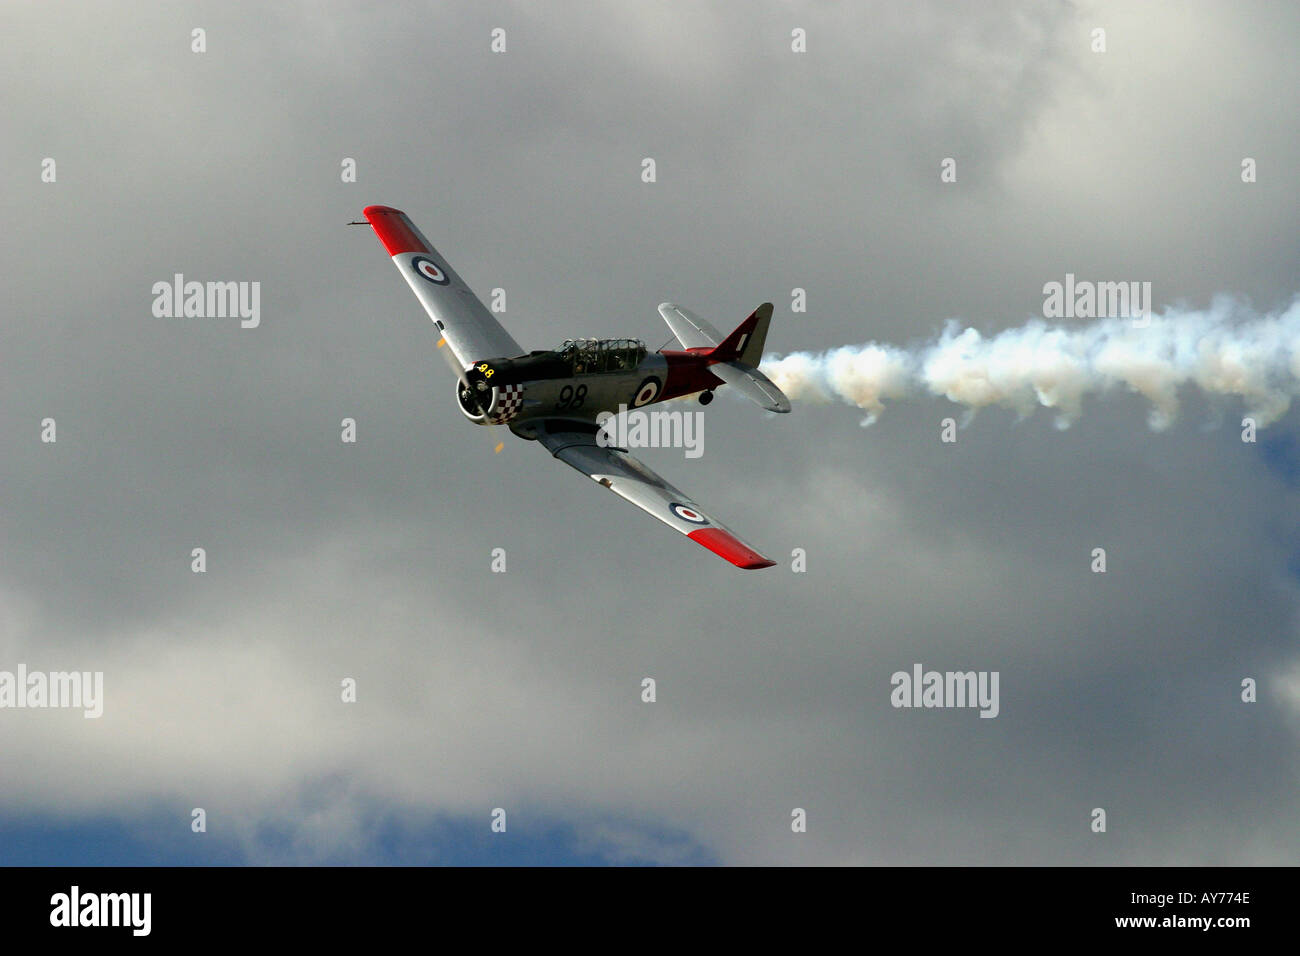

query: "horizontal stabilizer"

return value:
[658, 303, 724, 350]
[709, 361, 791, 413]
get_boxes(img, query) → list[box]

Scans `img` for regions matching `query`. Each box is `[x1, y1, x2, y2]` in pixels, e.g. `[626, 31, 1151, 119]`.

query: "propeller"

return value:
[440, 338, 495, 418]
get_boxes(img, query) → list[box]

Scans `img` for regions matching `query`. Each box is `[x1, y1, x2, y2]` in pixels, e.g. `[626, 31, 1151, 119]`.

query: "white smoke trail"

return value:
[761, 297, 1300, 429]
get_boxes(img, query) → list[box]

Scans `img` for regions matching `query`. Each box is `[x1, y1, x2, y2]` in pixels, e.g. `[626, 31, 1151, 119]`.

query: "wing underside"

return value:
[530, 422, 777, 569]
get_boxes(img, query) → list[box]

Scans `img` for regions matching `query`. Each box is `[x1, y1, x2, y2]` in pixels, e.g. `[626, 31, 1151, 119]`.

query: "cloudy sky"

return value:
[2, 0, 1298, 865]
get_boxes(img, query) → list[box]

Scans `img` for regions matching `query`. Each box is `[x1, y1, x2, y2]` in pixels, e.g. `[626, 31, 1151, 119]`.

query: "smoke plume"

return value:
[761, 297, 1300, 429]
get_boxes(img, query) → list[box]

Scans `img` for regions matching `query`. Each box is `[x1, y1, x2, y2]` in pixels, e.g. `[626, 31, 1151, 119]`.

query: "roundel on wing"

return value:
[633, 376, 661, 407]
[411, 255, 449, 285]
[669, 502, 709, 525]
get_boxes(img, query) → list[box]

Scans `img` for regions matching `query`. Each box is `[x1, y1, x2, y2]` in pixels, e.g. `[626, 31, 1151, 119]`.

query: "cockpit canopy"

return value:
[555, 338, 647, 375]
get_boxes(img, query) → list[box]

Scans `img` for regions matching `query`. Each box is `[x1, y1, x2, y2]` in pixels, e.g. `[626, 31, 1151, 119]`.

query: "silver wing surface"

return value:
[363, 205, 522, 367]
[526, 421, 777, 569]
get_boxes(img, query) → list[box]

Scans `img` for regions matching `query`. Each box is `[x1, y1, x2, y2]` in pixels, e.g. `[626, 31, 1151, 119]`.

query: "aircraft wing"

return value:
[363, 206, 523, 367]
[531, 422, 777, 569]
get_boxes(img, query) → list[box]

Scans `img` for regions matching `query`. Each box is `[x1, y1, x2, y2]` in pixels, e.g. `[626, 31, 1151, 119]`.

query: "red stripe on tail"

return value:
[710, 304, 770, 363]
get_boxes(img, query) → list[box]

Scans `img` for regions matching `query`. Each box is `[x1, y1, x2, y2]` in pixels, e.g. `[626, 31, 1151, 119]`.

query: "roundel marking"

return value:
[633, 376, 661, 407]
[411, 255, 449, 285]
[669, 502, 709, 525]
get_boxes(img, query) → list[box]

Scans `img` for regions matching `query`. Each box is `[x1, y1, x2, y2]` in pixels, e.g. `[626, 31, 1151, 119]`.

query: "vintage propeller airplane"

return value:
[358, 205, 791, 569]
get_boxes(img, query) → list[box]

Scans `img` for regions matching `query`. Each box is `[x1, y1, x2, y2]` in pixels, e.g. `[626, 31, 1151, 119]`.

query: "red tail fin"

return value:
[711, 303, 773, 366]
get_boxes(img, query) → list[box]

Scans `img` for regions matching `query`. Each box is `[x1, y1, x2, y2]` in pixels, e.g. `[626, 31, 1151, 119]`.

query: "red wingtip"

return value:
[362, 205, 432, 256]
[688, 528, 777, 569]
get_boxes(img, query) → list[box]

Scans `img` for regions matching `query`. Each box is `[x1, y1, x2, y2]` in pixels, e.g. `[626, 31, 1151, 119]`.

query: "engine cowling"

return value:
[456, 376, 498, 423]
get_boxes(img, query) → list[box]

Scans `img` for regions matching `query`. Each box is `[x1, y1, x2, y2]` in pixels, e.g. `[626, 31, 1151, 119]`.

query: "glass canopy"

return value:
[554, 338, 647, 374]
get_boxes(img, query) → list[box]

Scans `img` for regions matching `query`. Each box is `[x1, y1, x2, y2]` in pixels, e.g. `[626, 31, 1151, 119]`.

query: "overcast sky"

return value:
[2, 0, 1298, 865]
